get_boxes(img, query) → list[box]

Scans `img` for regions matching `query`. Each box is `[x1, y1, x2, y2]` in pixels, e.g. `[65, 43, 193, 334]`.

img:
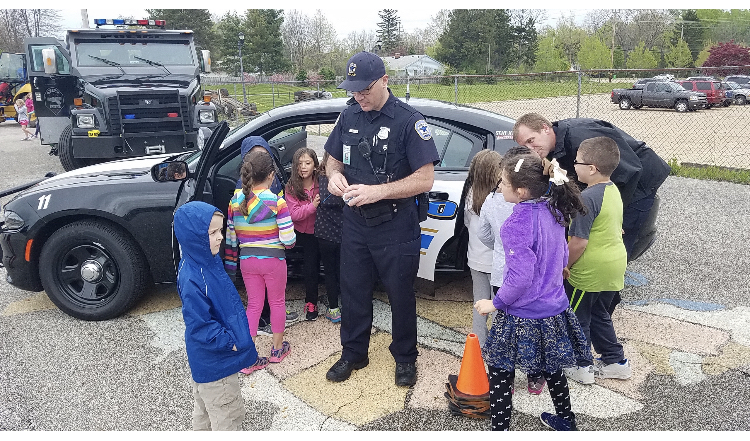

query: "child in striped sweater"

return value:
[226, 149, 296, 373]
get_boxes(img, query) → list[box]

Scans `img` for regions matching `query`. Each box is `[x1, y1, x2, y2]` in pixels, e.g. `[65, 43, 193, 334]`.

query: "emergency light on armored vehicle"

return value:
[1, 98, 661, 321]
[24, 18, 218, 172]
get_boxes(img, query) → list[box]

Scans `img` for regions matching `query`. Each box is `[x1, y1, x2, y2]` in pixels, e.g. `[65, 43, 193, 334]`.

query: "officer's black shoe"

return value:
[326, 357, 369, 382]
[395, 362, 417, 387]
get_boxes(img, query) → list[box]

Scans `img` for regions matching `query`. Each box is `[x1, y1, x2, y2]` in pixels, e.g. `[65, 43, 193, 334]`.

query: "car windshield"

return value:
[727, 82, 739, 89]
[667, 82, 685, 91]
[75, 41, 195, 67]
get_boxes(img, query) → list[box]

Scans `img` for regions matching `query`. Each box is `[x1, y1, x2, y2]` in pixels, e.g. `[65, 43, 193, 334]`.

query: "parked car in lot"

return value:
[1, 98, 529, 320]
[724, 81, 750, 105]
[725, 75, 750, 87]
[678, 80, 726, 108]
[686, 76, 718, 81]
[611, 81, 706, 112]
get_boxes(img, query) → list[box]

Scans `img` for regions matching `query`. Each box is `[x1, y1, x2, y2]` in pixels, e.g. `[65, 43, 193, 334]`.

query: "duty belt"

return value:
[350, 198, 413, 218]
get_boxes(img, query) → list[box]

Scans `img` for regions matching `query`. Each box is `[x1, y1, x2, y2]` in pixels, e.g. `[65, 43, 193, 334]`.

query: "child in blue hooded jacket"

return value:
[174, 201, 258, 431]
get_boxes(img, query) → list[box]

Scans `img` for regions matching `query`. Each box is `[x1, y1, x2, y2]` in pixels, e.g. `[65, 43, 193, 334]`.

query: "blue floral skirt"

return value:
[481, 308, 591, 374]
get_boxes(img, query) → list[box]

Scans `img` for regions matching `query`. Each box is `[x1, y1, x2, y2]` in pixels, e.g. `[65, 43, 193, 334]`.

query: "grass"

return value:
[204, 80, 624, 113]
[669, 158, 750, 185]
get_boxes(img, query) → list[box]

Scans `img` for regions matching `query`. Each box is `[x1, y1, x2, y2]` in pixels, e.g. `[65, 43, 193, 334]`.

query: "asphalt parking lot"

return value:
[1, 119, 750, 432]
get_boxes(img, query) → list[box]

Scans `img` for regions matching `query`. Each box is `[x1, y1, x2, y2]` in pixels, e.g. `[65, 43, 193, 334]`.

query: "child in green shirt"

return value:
[563, 136, 632, 385]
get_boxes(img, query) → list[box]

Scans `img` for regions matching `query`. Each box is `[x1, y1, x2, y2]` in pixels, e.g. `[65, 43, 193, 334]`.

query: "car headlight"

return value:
[689, 96, 698, 101]
[2, 210, 24, 230]
[199, 110, 215, 124]
[77, 114, 96, 128]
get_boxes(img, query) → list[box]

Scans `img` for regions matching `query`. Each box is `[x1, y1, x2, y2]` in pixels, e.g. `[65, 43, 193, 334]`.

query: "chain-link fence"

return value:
[203, 66, 750, 171]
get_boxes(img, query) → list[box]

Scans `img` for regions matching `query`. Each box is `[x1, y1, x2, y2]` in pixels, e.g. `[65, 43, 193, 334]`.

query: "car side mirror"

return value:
[152, 161, 189, 182]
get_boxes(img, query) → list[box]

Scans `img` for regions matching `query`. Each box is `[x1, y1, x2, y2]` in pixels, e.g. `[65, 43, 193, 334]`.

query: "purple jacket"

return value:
[492, 200, 570, 319]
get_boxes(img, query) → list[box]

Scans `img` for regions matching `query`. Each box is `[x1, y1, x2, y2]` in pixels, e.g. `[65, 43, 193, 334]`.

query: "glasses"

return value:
[352, 78, 381, 97]
[573, 159, 595, 166]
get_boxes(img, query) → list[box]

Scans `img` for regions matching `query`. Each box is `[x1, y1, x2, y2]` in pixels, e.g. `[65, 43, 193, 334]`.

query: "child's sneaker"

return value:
[257, 323, 272, 336]
[540, 412, 577, 431]
[240, 356, 269, 374]
[563, 365, 595, 384]
[527, 374, 546, 395]
[594, 358, 632, 380]
[325, 307, 341, 323]
[269, 341, 291, 363]
[286, 309, 299, 323]
[305, 302, 318, 321]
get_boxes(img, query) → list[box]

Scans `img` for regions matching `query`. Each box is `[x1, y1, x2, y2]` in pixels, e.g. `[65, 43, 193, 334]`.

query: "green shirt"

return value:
[568, 182, 627, 292]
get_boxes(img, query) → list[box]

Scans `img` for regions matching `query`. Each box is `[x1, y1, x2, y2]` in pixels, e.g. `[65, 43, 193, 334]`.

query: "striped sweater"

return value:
[225, 188, 296, 273]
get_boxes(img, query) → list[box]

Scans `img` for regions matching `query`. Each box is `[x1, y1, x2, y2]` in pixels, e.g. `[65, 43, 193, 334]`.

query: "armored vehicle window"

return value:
[29, 45, 70, 74]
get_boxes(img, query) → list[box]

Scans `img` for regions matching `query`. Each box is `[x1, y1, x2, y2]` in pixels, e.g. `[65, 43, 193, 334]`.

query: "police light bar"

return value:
[93, 19, 166, 28]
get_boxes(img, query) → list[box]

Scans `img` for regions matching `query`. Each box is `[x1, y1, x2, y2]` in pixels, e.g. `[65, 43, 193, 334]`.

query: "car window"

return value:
[697, 82, 711, 91]
[441, 131, 474, 168]
[29, 45, 70, 74]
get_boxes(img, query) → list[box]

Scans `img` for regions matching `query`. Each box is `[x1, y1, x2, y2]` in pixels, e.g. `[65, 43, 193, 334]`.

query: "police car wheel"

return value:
[58, 125, 92, 172]
[39, 220, 149, 321]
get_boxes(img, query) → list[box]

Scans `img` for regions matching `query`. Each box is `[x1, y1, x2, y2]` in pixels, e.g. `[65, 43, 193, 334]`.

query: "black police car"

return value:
[1, 97, 660, 320]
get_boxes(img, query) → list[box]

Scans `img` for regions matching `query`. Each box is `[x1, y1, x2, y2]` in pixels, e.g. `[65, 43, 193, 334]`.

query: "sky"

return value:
[54, 2, 748, 40]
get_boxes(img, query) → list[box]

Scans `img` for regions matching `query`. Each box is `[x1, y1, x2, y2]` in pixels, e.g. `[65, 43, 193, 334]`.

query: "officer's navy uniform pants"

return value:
[339, 204, 421, 364]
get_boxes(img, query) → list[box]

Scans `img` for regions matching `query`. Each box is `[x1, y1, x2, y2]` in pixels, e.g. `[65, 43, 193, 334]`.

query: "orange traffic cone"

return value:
[455, 333, 489, 396]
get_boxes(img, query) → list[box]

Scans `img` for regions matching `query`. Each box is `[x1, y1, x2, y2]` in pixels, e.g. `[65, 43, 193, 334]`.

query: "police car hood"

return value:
[24, 154, 174, 192]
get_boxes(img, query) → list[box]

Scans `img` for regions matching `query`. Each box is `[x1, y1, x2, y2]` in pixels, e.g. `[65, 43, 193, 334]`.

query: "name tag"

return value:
[343, 145, 351, 165]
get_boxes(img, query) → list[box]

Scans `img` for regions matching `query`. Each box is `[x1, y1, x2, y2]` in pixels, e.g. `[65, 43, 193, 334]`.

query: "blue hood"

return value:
[173, 201, 257, 383]
[174, 201, 221, 265]
[237, 136, 284, 195]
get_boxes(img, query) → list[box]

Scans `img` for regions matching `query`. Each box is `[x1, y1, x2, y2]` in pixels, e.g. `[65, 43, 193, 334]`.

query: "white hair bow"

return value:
[549, 159, 569, 186]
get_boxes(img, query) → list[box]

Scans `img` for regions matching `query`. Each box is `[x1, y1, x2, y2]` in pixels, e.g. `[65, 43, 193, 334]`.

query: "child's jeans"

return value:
[191, 373, 244, 431]
[296, 231, 320, 306]
[241, 257, 287, 336]
[564, 280, 624, 366]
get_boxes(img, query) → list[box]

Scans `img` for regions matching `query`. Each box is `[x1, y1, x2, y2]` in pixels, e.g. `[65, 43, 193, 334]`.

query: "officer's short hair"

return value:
[513, 113, 552, 141]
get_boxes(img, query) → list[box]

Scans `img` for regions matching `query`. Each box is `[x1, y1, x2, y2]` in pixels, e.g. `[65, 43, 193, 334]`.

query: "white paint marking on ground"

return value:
[241, 369, 355, 431]
[140, 307, 186, 363]
[626, 304, 750, 347]
[669, 352, 706, 386]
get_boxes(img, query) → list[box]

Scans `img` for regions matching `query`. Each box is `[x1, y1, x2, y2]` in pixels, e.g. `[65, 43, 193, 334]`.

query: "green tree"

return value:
[577, 36, 611, 70]
[695, 43, 712, 67]
[145, 9, 216, 55]
[664, 39, 693, 68]
[533, 34, 568, 72]
[244, 10, 289, 77]
[435, 9, 516, 73]
[673, 10, 704, 61]
[613, 46, 626, 69]
[553, 17, 587, 68]
[377, 9, 402, 55]
[626, 42, 659, 69]
[216, 12, 244, 75]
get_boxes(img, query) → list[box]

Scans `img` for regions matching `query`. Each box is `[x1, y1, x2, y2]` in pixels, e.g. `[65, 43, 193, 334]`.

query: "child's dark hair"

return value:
[318, 151, 330, 176]
[240, 149, 275, 216]
[578, 137, 620, 177]
[286, 147, 319, 202]
[502, 147, 586, 226]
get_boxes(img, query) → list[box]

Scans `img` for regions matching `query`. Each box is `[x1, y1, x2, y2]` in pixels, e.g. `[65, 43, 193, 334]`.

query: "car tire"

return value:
[723, 100, 731, 107]
[39, 220, 149, 321]
[58, 125, 93, 172]
[632, 104, 643, 109]
[674, 100, 689, 112]
[736, 95, 747, 105]
[618, 98, 632, 110]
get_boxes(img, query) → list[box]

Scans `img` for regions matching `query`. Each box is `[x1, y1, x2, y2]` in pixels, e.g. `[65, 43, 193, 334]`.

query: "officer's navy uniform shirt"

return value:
[325, 91, 440, 189]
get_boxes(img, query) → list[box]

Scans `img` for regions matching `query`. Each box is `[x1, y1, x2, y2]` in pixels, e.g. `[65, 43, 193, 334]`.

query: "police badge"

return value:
[415, 120, 432, 140]
[348, 62, 357, 76]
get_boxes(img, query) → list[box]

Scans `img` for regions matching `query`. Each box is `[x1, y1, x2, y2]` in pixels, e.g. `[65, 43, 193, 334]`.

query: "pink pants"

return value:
[240, 257, 287, 336]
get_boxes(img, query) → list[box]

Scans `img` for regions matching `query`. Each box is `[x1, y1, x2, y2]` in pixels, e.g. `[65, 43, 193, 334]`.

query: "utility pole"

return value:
[81, 9, 89, 29]
[611, 10, 617, 69]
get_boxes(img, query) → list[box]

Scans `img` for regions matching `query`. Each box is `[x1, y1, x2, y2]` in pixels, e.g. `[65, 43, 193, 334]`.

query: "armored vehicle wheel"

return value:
[58, 125, 92, 171]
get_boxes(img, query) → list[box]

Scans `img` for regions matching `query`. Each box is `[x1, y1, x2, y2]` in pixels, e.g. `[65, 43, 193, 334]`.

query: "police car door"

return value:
[25, 38, 74, 145]
[418, 119, 484, 283]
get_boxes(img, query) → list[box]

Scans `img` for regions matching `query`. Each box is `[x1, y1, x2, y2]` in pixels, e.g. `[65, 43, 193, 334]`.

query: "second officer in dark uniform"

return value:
[323, 51, 439, 387]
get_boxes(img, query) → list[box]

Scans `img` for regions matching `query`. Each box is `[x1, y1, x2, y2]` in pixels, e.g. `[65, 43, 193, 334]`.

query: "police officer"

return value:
[323, 52, 439, 387]
[513, 113, 671, 315]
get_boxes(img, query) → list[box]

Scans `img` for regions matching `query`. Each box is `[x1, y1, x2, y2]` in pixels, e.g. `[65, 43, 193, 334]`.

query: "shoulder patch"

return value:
[414, 120, 432, 140]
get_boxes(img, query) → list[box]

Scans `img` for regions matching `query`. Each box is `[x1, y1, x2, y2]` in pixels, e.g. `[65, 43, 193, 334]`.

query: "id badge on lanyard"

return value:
[343, 145, 351, 165]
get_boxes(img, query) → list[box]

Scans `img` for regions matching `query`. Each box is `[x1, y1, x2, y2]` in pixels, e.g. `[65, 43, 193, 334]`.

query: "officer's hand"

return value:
[312, 194, 321, 208]
[474, 299, 497, 316]
[328, 172, 348, 197]
[344, 184, 383, 207]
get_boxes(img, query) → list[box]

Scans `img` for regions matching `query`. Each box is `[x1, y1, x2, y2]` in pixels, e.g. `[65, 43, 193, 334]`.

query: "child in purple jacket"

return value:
[474, 146, 590, 432]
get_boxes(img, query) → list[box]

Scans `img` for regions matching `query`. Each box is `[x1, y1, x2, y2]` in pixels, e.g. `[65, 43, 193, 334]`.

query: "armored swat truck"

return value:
[25, 19, 218, 171]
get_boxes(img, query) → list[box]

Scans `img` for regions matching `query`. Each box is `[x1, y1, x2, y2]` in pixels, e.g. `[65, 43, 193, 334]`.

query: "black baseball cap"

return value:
[337, 51, 386, 92]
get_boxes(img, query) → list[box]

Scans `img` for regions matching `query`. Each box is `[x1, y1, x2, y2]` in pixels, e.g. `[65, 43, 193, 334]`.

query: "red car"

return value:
[678, 80, 726, 108]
